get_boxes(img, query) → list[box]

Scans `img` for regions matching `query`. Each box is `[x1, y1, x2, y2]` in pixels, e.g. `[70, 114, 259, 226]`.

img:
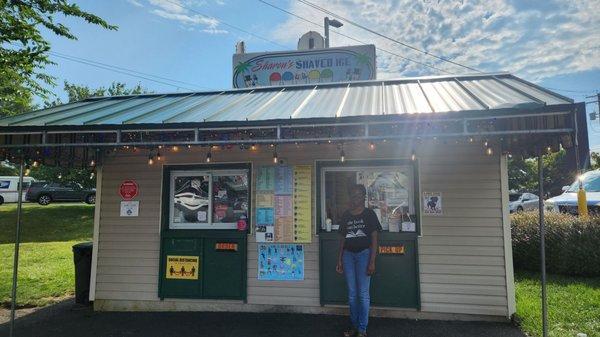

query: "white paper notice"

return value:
[120, 201, 139, 217]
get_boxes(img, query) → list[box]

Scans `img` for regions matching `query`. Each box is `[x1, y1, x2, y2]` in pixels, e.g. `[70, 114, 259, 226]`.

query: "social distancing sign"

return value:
[166, 255, 199, 280]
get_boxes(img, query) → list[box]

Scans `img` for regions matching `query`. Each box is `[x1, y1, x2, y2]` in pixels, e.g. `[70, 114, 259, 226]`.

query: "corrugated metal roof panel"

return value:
[419, 81, 484, 112]
[458, 78, 540, 109]
[384, 83, 433, 114]
[0, 73, 575, 127]
[497, 77, 570, 105]
[293, 85, 349, 118]
[340, 85, 382, 116]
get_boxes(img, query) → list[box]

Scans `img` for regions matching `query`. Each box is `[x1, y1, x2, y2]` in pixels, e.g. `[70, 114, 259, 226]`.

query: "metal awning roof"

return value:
[0, 73, 574, 128]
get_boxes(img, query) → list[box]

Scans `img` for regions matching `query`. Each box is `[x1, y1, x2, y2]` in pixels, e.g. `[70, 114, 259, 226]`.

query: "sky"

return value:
[41, 0, 600, 145]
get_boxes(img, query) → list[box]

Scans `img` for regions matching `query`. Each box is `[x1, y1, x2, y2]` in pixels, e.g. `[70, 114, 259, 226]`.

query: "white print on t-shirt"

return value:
[345, 218, 368, 239]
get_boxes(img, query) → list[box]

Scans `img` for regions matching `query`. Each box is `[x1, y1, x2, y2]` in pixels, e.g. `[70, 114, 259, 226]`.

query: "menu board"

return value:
[255, 165, 311, 243]
[293, 165, 312, 242]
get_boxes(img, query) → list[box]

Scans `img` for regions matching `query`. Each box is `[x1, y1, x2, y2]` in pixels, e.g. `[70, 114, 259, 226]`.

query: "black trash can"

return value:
[72, 242, 93, 305]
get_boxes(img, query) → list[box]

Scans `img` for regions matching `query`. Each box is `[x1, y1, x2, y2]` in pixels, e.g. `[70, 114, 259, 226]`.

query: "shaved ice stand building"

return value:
[0, 68, 588, 321]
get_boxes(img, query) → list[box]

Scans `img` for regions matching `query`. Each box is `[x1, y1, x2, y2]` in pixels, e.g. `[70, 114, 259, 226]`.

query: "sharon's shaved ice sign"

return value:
[232, 45, 376, 88]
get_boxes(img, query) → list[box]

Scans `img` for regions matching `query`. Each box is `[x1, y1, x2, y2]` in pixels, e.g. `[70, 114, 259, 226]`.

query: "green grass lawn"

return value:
[515, 270, 600, 337]
[0, 203, 93, 307]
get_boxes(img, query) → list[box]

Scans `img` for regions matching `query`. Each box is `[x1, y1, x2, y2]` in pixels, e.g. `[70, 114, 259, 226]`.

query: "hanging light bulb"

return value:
[273, 149, 278, 164]
[369, 142, 375, 151]
[206, 150, 212, 163]
[90, 172, 95, 179]
[58, 173, 62, 179]
[546, 145, 552, 153]
[486, 147, 493, 156]
[469, 137, 474, 143]
[484, 139, 489, 147]
[172, 145, 179, 152]
[156, 150, 162, 161]
[148, 155, 154, 165]
[250, 144, 257, 151]
[187, 144, 192, 149]
[89, 159, 95, 167]
[411, 149, 416, 161]
[340, 148, 345, 163]
[24, 165, 31, 176]
[32, 160, 39, 168]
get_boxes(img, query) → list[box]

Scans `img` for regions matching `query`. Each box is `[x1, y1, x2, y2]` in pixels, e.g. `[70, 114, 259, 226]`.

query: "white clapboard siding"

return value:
[418, 144, 508, 317]
[94, 142, 510, 318]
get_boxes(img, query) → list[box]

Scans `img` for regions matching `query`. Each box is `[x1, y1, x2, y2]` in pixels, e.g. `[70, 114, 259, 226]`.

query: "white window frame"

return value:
[320, 165, 415, 230]
[169, 169, 249, 230]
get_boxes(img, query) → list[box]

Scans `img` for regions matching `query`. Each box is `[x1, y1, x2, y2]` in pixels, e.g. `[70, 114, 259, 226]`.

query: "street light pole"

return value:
[324, 16, 343, 48]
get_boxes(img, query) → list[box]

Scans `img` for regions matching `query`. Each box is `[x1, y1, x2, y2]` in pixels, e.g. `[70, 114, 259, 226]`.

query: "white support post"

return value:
[89, 165, 103, 301]
[500, 154, 516, 316]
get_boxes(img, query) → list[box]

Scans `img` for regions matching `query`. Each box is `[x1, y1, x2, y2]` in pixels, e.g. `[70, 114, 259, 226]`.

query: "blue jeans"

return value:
[343, 248, 371, 333]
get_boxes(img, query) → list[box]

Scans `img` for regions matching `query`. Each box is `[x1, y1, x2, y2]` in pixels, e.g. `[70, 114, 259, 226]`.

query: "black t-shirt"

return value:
[339, 208, 382, 252]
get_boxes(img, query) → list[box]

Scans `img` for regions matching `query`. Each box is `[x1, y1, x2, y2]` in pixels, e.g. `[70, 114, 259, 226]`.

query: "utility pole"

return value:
[587, 93, 600, 123]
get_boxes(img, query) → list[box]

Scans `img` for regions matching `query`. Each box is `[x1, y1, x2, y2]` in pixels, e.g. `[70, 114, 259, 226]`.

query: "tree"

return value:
[0, 0, 117, 116]
[590, 152, 600, 170]
[0, 161, 18, 175]
[45, 81, 148, 106]
[508, 149, 577, 198]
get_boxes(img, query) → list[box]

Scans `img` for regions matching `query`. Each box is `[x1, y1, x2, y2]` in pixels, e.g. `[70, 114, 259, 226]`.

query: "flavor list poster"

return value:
[257, 244, 304, 281]
[293, 165, 312, 242]
[255, 165, 311, 243]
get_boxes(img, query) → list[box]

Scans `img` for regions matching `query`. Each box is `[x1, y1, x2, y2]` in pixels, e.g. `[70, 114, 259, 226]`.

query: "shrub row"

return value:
[511, 211, 600, 277]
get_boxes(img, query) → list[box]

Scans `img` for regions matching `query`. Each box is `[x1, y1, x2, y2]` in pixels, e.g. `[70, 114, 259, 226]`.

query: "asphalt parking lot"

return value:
[0, 299, 525, 337]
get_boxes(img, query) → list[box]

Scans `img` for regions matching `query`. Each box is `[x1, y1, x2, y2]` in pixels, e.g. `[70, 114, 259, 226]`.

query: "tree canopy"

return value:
[45, 80, 148, 107]
[508, 150, 577, 198]
[0, 0, 116, 116]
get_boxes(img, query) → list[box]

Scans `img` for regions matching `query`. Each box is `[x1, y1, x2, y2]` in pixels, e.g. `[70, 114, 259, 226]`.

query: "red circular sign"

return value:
[119, 180, 138, 200]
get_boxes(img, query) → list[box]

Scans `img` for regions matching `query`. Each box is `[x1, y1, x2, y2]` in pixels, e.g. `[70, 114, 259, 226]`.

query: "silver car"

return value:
[509, 192, 539, 213]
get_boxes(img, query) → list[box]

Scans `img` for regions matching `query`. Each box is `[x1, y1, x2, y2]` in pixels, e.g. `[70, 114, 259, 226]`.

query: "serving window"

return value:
[169, 169, 249, 229]
[319, 161, 417, 233]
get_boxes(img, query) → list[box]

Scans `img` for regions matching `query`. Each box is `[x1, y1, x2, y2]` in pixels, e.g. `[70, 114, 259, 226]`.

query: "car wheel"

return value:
[85, 194, 96, 204]
[0, 196, 4, 205]
[38, 194, 52, 206]
[516, 206, 524, 212]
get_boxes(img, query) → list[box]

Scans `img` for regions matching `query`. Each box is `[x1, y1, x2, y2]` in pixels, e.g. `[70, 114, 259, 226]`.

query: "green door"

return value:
[160, 238, 203, 298]
[202, 238, 246, 299]
[159, 231, 247, 301]
[320, 232, 420, 308]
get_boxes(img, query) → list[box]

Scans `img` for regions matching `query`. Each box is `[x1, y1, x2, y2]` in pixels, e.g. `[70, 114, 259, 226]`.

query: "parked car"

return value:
[25, 181, 96, 205]
[509, 192, 539, 213]
[0, 176, 36, 205]
[545, 169, 600, 215]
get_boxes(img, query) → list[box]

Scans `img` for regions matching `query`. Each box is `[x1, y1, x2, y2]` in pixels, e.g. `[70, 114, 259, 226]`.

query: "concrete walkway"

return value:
[0, 299, 525, 337]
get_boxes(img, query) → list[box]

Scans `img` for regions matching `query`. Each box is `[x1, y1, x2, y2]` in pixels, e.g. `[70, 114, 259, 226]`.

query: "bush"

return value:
[512, 211, 600, 277]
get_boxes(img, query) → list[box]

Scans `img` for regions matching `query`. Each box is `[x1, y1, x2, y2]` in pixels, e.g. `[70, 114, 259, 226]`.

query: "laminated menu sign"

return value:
[293, 165, 312, 243]
[274, 166, 293, 195]
[258, 244, 304, 281]
[255, 165, 312, 243]
[257, 167, 274, 191]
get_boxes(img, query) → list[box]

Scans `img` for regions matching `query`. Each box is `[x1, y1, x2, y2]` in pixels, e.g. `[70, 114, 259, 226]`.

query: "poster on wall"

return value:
[293, 165, 312, 242]
[257, 244, 304, 281]
[423, 192, 443, 215]
[255, 165, 312, 243]
[120, 200, 139, 217]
